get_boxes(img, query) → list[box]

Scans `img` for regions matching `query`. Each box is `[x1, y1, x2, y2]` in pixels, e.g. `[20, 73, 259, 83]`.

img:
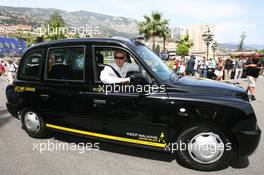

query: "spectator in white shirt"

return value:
[100, 50, 139, 84]
[198, 57, 208, 78]
[233, 56, 244, 84]
[6, 60, 18, 83]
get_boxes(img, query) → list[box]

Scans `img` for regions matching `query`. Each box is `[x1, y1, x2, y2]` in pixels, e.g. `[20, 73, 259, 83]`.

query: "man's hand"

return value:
[245, 64, 257, 68]
[121, 78, 130, 84]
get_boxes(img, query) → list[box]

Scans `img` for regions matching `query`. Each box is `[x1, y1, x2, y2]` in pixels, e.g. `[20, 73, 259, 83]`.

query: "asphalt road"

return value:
[0, 75, 263, 175]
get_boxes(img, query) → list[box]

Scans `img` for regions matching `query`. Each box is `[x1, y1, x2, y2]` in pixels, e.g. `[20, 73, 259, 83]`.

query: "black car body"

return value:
[6, 37, 261, 171]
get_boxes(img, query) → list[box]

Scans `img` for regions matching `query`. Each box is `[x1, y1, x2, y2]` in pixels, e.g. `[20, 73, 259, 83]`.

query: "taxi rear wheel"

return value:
[21, 108, 47, 138]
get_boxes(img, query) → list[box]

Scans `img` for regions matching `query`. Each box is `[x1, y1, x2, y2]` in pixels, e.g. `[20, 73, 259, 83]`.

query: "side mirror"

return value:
[130, 73, 149, 85]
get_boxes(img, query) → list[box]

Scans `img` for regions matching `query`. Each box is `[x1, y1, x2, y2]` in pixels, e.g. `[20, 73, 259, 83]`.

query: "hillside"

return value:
[0, 5, 139, 38]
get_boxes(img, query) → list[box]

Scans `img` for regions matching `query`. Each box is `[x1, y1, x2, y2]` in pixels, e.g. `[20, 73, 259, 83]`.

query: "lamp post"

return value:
[238, 32, 246, 51]
[202, 27, 214, 60]
[211, 41, 218, 58]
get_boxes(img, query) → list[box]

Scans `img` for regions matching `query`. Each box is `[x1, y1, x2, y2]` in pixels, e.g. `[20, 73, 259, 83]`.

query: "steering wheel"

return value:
[126, 71, 140, 78]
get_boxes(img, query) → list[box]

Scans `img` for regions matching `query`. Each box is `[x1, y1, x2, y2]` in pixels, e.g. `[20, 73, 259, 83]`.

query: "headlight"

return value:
[235, 92, 249, 101]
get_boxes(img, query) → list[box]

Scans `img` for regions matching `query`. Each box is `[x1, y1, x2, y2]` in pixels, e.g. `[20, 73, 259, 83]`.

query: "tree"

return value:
[160, 25, 170, 50]
[45, 11, 66, 40]
[258, 49, 264, 54]
[211, 41, 218, 58]
[138, 12, 169, 50]
[175, 35, 193, 59]
[176, 44, 189, 56]
[176, 35, 193, 48]
[10, 32, 37, 47]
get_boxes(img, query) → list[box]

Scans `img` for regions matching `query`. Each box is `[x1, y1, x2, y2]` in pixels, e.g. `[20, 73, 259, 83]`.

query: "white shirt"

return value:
[179, 65, 186, 74]
[199, 61, 208, 69]
[7, 62, 18, 72]
[100, 62, 139, 84]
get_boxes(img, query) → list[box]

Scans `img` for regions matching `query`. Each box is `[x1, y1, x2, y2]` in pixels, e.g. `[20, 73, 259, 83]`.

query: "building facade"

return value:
[185, 24, 215, 58]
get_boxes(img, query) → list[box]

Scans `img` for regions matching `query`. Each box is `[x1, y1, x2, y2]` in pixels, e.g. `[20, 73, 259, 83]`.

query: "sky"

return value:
[0, 0, 264, 45]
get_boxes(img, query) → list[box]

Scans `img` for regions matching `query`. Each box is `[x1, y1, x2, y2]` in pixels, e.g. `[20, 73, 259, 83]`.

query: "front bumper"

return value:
[233, 125, 261, 157]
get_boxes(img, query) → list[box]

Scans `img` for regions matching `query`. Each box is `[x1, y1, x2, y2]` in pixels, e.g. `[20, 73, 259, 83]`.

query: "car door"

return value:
[90, 45, 170, 147]
[15, 48, 46, 113]
[41, 45, 95, 130]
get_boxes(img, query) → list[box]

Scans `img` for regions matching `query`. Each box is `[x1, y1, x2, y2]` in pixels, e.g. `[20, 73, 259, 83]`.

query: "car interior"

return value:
[47, 47, 84, 80]
[23, 52, 42, 78]
[94, 47, 142, 82]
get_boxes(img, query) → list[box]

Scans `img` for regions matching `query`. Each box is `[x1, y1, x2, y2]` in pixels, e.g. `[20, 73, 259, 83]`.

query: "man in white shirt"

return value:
[198, 57, 208, 78]
[100, 50, 139, 84]
[6, 60, 18, 83]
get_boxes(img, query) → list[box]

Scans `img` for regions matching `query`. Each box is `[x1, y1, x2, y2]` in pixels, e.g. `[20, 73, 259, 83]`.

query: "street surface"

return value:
[0, 76, 263, 175]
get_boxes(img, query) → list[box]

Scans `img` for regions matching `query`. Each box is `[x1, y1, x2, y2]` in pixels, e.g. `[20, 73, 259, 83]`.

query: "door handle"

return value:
[93, 99, 106, 104]
[40, 94, 50, 101]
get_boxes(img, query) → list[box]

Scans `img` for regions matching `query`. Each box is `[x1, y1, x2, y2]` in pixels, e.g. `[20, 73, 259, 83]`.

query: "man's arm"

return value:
[244, 64, 257, 68]
[100, 66, 129, 84]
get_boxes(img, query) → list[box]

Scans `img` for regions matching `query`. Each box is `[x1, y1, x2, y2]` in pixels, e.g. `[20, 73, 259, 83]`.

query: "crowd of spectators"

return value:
[0, 58, 19, 83]
[166, 53, 264, 101]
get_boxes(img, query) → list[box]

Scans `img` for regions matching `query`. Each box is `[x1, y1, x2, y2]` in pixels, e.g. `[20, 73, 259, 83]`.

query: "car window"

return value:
[20, 49, 43, 80]
[46, 46, 85, 81]
[93, 47, 147, 83]
[135, 45, 172, 81]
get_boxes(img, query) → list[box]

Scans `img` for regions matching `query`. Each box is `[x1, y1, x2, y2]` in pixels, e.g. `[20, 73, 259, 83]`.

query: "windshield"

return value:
[134, 45, 172, 80]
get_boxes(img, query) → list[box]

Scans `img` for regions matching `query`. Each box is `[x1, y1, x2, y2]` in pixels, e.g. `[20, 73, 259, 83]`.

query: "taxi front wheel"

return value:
[21, 108, 47, 138]
[175, 123, 234, 171]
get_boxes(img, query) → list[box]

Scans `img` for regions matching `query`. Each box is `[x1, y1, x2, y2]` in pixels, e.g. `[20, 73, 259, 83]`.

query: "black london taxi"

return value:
[6, 37, 261, 171]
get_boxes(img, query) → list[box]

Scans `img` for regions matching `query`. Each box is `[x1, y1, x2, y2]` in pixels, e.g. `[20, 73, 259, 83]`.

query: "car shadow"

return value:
[50, 131, 250, 169]
[230, 156, 249, 169]
[0, 107, 12, 128]
[0, 108, 8, 116]
[0, 115, 11, 128]
[51, 131, 174, 162]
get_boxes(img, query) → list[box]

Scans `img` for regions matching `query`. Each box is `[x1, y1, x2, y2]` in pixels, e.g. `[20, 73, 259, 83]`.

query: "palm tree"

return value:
[211, 41, 218, 58]
[138, 12, 169, 50]
[160, 25, 170, 50]
[176, 35, 194, 48]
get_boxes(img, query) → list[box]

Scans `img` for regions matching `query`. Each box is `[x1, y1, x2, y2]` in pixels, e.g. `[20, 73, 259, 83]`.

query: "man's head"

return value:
[254, 53, 260, 60]
[114, 50, 127, 68]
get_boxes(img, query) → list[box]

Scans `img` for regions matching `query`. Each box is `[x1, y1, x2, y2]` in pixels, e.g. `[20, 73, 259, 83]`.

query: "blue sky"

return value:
[1, 0, 263, 45]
